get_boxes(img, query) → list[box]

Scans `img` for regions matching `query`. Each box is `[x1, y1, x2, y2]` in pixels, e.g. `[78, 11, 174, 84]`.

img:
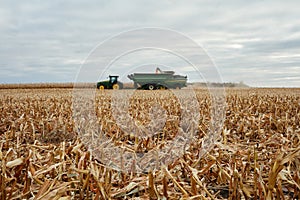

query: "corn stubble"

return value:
[0, 88, 300, 199]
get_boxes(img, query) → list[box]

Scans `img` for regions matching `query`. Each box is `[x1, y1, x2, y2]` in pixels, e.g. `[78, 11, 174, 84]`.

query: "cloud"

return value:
[0, 0, 299, 86]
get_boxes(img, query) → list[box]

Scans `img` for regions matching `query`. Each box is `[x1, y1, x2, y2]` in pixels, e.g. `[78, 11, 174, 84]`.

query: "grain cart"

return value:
[127, 67, 187, 90]
[96, 75, 123, 90]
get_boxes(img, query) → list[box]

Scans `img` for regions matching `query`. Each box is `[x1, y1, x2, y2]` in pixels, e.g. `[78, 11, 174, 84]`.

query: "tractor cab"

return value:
[109, 76, 118, 84]
[96, 75, 123, 90]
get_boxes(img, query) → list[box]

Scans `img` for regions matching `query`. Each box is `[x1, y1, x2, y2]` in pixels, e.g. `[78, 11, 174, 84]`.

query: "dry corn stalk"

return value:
[0, 87, 299, 199]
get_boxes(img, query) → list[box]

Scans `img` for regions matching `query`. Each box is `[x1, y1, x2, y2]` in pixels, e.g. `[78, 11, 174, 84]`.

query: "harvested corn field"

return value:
[0, 88, 300, 199]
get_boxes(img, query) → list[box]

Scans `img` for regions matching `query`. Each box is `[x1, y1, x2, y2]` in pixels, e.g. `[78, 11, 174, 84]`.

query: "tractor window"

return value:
[110, 76, 117, 83]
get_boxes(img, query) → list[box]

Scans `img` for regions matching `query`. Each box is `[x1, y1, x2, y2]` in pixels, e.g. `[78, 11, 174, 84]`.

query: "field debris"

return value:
[0, 88, 300, 199]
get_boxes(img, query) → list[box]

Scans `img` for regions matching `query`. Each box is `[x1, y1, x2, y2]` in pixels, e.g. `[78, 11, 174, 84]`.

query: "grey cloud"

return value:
[0, 0, 300, 86]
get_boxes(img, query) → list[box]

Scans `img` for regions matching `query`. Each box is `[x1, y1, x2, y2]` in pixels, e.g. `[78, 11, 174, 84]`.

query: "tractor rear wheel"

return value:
[113, 84, 120, 90]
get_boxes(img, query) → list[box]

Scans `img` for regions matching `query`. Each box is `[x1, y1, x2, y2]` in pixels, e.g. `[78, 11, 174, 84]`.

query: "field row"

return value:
[0, 88, 300, 199]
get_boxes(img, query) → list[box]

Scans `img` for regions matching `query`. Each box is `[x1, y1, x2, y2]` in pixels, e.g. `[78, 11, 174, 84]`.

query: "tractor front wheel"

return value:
[99, 85, 105, 90]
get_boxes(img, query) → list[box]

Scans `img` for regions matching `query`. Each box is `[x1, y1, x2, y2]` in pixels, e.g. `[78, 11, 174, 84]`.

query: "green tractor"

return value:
[96, 75, 123, 90]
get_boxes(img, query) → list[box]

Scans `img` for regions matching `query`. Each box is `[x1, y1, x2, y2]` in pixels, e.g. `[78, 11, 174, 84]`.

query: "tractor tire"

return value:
[99, 85, 105, 90]
[113, 84, 120, 90]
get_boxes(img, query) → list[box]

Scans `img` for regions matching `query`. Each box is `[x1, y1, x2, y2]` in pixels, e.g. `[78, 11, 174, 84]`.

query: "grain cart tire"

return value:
[113, 84, 120, 90]
[99, 85, 105, 90]
[159, 85, 166, 90]
[174, 84, 181, 89]
[148, 84, 155, 90]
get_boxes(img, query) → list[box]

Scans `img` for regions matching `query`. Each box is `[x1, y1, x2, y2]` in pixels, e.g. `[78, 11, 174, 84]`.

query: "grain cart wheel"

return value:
[99, 85, 105, 90]
[148, 84, 155, 90]
[159, 85, 166, 90]
[113, 84, 120, 90]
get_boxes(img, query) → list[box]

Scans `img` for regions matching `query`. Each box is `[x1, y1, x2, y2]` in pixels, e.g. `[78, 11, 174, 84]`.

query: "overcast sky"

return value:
[0, 0, 300, 87]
